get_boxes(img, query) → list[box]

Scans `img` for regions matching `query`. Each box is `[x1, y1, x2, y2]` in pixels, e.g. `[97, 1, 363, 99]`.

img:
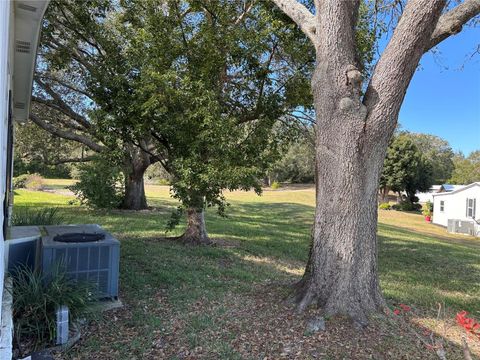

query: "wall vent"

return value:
[14, 102, 26, 109]
[15, 40, 31, 54]
[18, 3, 37, 12]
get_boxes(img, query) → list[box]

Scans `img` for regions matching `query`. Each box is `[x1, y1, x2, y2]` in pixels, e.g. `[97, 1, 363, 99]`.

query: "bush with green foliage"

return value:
[13, 173, 44, 191]
[11, 207, 65, 226]
[11, 265, 93, 352]
[69, 157, 124, 209]
[271, 181, 281, 190]
[392, 201, 422, 212]
[271, 135, 315, 184]
[13, 174, 30, 189]
[379, 203, 391, 210]
[422, 201, 433, 217]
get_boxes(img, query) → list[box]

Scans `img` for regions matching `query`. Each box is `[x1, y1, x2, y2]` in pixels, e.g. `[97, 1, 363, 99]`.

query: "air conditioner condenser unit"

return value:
[41, 224, 120, 299]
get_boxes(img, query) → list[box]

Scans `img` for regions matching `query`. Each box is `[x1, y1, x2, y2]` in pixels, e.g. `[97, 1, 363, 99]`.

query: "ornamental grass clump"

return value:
[11, 207, 65, 226]
[10, 265, 95, 354]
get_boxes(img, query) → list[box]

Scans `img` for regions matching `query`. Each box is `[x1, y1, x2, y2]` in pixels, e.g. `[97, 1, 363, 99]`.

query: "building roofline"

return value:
[12, 0, 50, 123]
[432, 182, 480, 197]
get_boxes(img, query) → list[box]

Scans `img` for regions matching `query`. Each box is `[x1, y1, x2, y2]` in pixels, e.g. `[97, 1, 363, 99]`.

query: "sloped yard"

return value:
[13, 185, 480, 359]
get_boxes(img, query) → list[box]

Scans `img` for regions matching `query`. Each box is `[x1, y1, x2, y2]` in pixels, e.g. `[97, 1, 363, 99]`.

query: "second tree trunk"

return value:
[179, 208, 211, 245]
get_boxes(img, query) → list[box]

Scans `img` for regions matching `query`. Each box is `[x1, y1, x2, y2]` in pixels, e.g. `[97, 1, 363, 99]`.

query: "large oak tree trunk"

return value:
[122, 146, 151, 210]
[294, 122, 388, 323]
[179, 208, 212, 245]
[289, 0, 447, 323]
[271, 0, 479, 323]
[291, 3, 387, 323]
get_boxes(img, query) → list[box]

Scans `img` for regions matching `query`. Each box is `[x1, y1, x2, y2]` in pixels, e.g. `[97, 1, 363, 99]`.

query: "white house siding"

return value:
[0, 0, 13, 324]
[432, 183, 480, 229]
[0, 2, 13, 358]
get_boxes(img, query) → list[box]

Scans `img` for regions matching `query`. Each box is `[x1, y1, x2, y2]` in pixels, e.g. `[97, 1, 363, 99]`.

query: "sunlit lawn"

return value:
[13, 183, 480, 359]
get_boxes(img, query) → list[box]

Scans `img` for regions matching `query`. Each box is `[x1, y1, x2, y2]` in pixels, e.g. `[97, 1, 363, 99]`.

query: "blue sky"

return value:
[398, 26, 480, 155]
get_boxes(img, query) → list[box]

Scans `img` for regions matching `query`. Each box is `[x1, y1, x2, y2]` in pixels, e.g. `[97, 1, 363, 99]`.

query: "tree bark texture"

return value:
[179, 208, 212, 245]
[122, 146, 152, 210]
[267, 0, 480, 322]
[292, 1, 387, 323]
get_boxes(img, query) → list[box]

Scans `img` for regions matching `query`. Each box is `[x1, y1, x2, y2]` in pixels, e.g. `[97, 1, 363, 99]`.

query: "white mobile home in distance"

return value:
[432, 182, 480, 236]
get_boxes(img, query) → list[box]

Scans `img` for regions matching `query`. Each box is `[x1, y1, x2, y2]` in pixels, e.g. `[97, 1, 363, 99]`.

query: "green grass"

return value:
[12, 185, 480, 359]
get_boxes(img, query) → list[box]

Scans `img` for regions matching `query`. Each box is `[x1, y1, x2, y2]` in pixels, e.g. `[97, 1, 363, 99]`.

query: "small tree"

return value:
[380, 134, 434, 203]
[111, 0, 315, 244]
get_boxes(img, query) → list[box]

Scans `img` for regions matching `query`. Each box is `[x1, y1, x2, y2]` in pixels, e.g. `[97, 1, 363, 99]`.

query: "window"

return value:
[440, 200, 445, 212]
[466, 198, 476, 218]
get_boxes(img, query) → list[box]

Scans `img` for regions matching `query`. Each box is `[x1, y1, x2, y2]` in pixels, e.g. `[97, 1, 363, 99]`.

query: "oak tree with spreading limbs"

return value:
[32, 0, 161, 210]
[271, 0, 480, 323]
[110, 0, 317, 245]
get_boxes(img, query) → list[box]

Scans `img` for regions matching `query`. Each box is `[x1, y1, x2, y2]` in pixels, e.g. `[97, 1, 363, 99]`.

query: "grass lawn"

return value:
[13, 184, 480, 359]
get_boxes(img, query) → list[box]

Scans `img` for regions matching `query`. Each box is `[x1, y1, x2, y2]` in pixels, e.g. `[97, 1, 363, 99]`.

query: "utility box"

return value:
[42, 224, 120, 299]
[447, 219, 476, 236]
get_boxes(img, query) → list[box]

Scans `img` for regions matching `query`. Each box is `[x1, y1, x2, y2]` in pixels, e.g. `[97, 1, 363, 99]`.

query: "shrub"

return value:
[69, 157, 124, 209]
[392, 201, 422, 212]
[11, 207, 65, 226]
[11, 265, 94, 352]
[421, 201, 433, 217]
[271, 181, 281, 190]
[13, 174, 29, 189]
[379, 203, 391, 210]
[25, 174, 45, 191]
[13, 173, 44, 190]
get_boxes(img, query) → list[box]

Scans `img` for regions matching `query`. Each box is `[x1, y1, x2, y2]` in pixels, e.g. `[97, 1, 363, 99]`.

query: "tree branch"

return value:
[270, 0, 317, 42]
[363, 0, 447, 138]
[32, 96, 91, 133]
[37, 74, 94, 99]
[34, 79, 92, 129]
[428, 0, 480, 51]
[45, 156, 94, 165]
[235, 1, 255, 25]
[30, 114, 104, 153]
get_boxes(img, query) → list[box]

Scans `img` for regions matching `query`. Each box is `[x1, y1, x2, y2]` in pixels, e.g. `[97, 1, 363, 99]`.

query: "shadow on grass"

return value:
[14, 198, 480, 358]
[14, 201, 480, 313]
[379, 224, 480, 313]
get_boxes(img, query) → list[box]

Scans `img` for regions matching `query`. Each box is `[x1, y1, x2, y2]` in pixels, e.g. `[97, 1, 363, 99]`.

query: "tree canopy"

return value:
[406, 132, 455, 184]
[450, 150, 480, 184]
[32, 0, 160, 209]
[94, 0, 316, 243]
[380, 134, 434, 202]
[14, 113, 83, 178]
